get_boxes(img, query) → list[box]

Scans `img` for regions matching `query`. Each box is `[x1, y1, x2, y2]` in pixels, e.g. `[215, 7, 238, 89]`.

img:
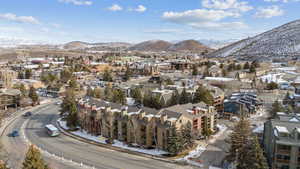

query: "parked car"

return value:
[23, 111, 32, 117]
[9, 130, 19, 137]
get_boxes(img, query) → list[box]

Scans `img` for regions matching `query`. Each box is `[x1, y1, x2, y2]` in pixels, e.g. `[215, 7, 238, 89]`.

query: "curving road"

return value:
[2, 103, 196, 169]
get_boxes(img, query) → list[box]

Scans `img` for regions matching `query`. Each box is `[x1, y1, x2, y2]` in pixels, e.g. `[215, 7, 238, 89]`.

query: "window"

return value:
[277, 144, 291, 151]
[281, 165, 289, 169]
[277, 154, 290, 160]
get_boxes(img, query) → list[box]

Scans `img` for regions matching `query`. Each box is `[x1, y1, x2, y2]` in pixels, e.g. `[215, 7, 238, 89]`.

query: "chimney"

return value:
[160, 114, 167, 123]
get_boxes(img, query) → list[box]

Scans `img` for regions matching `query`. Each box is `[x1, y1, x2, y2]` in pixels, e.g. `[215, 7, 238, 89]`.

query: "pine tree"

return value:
[68, 78, 78, 89]
[94, 88, 101, 99]
[243, 62, 250, 69]
[245, 136, 269, 169]
[179, 88, 189, 104]
[226, 118, 251, 163]
[167, 126, 183, 155]
[169, 90, 179, 106]
[104, 86, 113, 101]
[25, 69, 32, 79]
[192, 64, 198, 76]
[193, 86, 213, 105]
[181, 123, 194, 149]
[112, 89, 126, 105]
[22, 145, 50, 169]
[131, 88, 143, 104]
[86, 87, 94, 97]
[124, 67, 131, 81]
[28, 87, 39, 104]
[62, 89, 78, 129]
[270, 100, 284, 118]
[103, 69, 113, 82]
[20, 83, 27, 96]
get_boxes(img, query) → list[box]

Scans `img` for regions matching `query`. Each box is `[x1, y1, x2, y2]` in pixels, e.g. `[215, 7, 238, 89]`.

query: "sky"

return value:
[0, 0, 300, 44]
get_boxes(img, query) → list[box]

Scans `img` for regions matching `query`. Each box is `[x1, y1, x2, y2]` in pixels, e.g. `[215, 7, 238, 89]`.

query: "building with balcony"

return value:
[264, 112, 300, 169]
[77, 98, 217, 151]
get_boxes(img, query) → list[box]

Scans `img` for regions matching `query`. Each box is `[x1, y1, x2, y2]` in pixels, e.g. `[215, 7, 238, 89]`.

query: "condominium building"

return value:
[77, 98, 217, 151]
[0, 89, 21, 110]
[264, 112, 300, 169]
[0, 69, 17, 89]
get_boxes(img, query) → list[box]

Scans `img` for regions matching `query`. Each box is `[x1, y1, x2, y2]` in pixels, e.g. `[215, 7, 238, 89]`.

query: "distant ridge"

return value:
[209, 19, 300, 59]
[129, 39, 213, 53]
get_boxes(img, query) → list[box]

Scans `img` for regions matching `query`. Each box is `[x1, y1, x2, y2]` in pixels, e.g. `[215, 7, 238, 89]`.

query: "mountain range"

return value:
[209, 19, 300, 58]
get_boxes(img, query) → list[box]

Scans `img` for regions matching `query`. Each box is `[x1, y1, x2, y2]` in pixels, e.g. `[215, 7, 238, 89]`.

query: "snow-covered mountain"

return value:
[209, 19, 300, 58]
[198, 39, 237, 49]
[0, 37, 48, 48]
[63, 41, 132, 50]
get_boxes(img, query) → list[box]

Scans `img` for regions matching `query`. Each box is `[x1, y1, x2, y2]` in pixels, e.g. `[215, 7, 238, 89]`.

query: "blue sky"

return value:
[0, 0, 299, 44]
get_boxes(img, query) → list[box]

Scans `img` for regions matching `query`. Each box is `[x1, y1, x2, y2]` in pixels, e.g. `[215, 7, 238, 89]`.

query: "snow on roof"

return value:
[253, 125, 264, 133]
[204, 77, 235, 81]
[168, 117, 177, 121]
[275, 126, 289, 133]
[277, 112, 286, 116]
[289, 117, 299, 122]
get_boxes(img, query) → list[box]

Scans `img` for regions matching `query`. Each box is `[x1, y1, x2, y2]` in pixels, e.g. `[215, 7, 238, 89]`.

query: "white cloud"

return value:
[189, 21, 248, 30]
[255, 5, 284, 18]
[162, 9, 239, 23]
[58, 0, 92, 6]
[144, 29, 181, 34]
[135, 5, 147, 12]
[0, 26, 24, 32]
[0, 13, 40, 24]
[108, 4, 123, 11]
[202, 0, 253, 12]
[162, 9, 246, 30]
[264, 0, 300, 2]
[51, 23, 61, 28]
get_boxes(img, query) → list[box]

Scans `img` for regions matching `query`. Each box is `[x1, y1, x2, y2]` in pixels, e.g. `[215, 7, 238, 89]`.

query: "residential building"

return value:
[77, 98, 217, 151]
[0, 89, 21, 110]
[264, 112, 300, 169]
[223, 92, 262, 119]
[0, 69, 17, 89]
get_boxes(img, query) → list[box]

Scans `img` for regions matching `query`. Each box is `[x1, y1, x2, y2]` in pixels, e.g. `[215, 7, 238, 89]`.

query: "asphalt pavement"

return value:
[2, 103, 197, 169]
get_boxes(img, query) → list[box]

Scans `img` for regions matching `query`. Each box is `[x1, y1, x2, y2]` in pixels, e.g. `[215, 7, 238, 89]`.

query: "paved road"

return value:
[2, 103, 197, 169]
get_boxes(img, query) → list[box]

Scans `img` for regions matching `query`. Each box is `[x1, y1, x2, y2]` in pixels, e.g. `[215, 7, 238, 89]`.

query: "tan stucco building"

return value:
[77, 98, 217, 151]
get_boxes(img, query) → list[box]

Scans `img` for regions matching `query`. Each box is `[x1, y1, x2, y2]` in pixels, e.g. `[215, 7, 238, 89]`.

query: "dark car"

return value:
[9, 130, 19, 137]
[23, 111, 32, 117]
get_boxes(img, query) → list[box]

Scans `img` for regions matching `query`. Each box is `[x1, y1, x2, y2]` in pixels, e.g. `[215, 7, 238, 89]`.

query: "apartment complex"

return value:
[0, 89, 21, 110]
[0, 69, 17, 89]
[78, 98, 217, 151]
[264, 112, 300, 169]
[223, 92, 262, 119]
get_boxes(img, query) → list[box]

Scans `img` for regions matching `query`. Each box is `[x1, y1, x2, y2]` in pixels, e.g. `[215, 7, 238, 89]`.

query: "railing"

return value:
[276, 150, 291, 155]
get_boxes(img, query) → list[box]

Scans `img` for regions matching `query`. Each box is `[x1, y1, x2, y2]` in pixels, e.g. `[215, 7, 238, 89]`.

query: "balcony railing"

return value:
[276, 150, 291, 155]
[276, 159, 290, 164]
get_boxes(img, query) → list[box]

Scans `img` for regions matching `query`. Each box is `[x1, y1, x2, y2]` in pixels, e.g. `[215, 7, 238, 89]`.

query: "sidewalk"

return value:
[56, 119, 182, 166]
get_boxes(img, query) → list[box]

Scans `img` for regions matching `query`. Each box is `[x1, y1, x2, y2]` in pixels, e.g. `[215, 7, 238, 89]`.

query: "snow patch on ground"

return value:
[57, 119, 168, 156]
[177, 124, 228, 167]
[176, 145, 207, 168]
[209, 124, 228, 144]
